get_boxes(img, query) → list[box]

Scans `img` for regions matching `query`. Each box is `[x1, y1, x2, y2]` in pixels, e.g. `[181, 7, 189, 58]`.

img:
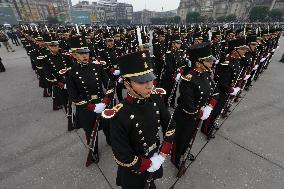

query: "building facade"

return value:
[0, 0, 71, 23]
[178, 0, 284, 22]
[72, 0, 133, 23]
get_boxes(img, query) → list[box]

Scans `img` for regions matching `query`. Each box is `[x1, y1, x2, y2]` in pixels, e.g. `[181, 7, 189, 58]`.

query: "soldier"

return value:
[243, 35, 259, 91]
[171, 42, 218, 168]
[65, 35, 114, 164]
[153, 30, 167, 85]
[202, 37, 248, 133]
[160, 35, 186, 108]
[34, 33, 52, 97]
[99, 33, 123, 103]
[42, 32, 75, 131]
[103, 51, 175, 189]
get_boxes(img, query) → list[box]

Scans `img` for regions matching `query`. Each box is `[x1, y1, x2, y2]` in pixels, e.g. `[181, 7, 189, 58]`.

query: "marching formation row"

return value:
[16, 24, 281, 189]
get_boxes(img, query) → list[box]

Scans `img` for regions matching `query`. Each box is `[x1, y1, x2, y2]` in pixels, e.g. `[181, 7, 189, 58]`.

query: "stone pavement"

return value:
[0, 39, 284, 189]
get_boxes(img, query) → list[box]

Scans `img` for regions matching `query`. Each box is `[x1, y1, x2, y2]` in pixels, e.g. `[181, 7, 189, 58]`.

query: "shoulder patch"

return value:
[181, 74, 192, 81]
[152, 88, 167, 95]
[59, 67, 71, 75]
[102, 103, 123, 119]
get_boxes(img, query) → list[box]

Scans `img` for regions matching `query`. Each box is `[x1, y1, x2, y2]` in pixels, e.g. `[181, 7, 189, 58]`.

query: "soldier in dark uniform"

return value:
[242, 35, 259, 91]
[34, 34, 52, 97]
[160, 35, 186, 108]
[58, 29, 71, 52]
[192, 31, 203, 45]
[42, 33, 73, 119]
[102, 51, 175, 189]
[114, 31, 127, 55]
[152, 30, 167, 85]
[211, 31, 221, 61]
[65, 35, 114, 164]
[171, 42, 218, 168]
[202, 37, 248, 133]
[99, 33, 123, 102]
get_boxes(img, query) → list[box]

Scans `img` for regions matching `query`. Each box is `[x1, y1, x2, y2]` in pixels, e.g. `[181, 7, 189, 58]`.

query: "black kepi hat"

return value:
[117, 51, 156, 83]
[188, 42, 215, 63]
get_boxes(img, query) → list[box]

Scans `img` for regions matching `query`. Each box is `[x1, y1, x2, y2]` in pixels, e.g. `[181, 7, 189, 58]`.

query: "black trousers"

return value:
[0, 58, 5, 72]
[171, 108, 199, 167]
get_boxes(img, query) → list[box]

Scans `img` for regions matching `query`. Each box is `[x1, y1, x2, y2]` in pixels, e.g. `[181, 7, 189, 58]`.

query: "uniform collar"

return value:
[126, 93, 148, 104]
[78, 62, 90, 67]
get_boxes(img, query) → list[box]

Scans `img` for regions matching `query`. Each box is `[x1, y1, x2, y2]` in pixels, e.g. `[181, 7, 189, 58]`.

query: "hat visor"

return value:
[129, 72, 157, 83]
[75, 48, 90, 53]
[200, 55, 216, 63]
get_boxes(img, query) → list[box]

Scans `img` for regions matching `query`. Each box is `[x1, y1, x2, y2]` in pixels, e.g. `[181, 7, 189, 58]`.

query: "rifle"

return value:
[67, 98, 74, 131]
[86, 78, 112, 167]
[167, 76, 180, 108]
[85, 115, 100, 167]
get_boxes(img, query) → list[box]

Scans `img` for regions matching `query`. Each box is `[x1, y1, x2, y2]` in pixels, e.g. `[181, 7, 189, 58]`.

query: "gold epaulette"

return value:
[181, 74, 192, 81]
[102, 103, 123, 119]
[152, 88, 167, 95]
[221, 61, 230, 65]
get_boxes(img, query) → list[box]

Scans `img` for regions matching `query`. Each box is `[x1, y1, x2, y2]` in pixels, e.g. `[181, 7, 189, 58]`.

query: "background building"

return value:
[0, 0, 71, 23]
[178, 0, 284, 22]
[72, 0, 133, 24]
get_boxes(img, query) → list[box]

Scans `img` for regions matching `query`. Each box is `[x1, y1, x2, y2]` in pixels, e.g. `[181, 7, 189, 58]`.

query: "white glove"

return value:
[147, 153, 165, 173]
[253, 65, 259, 71]
[175, 73, 181, 82]
[215, 59, 220, 65]
[113, 70, 120, 76]
[266, 53, 271, 58]
[271, 49, 276, 53]
[93, 103, 106, 113]
[93, 60, 100, 64]
[260, 57, 266, 62]
[118, 77, 124, 83]
[64, 84, 67, 89]
[244, 74, 251, 81]
[200, 105, 213, 120]
[277, 46, 279, 49]
[230, 87, 240, 96]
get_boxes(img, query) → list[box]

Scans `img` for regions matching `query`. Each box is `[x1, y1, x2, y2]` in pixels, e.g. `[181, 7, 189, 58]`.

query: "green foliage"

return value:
[150, 16, 181, 24]
[249, 6, 269, 21]
[117, 19, 131, 25]
[105, 19, 116, 25]
[186, 12, 203, 23]
[47, 16, 60, 24]
[217, 14, 237, 22]
[267, 9, 283, 22]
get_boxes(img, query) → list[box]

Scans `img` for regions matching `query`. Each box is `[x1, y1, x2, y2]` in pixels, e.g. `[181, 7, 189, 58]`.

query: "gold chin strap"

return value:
[125, 80, 146, 99]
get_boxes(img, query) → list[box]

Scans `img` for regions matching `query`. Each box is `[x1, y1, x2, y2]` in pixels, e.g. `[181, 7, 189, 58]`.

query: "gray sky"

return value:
[71, 0, 180, 12]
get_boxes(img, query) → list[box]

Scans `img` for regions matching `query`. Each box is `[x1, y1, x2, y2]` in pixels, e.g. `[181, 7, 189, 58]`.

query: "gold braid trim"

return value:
[74, 100, 87, 106]
[114, 155, 139, 168]
[166, 129, 175, 137]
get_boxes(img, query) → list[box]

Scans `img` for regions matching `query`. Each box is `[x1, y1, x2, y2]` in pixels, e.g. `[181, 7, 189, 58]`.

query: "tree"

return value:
[216, 16, 227, 22]
[47, 16, 60, 24]
[172, 16, 181, 24]
[117, 19, 131, 25]
[267, 9, 283, 22]
[186, 12, 202, 23]
[105, 19, 116, 25]
[249, 6, 269, 22]
[226, 14, 237, 22]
